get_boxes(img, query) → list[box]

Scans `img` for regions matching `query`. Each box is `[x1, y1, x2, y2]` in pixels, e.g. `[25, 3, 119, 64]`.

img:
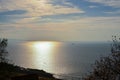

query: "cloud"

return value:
[0, 10, 26, 15]
[0, 0, 85, 24]
[86, 0, 120, 7]
[104, 10, 120, 14]
[89, 5, 98, 8]
[0, 15, 120, 41]
[1, 16, 120, 32]
[0, 0, 84, 17]
[0, 0, 119, 41]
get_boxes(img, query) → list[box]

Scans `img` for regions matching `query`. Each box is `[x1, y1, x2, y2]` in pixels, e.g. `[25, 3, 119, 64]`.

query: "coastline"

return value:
[0, 62, 61, 80]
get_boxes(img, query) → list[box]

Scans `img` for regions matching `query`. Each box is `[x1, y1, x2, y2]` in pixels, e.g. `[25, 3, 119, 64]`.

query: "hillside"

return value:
[0, 62, 60, 80]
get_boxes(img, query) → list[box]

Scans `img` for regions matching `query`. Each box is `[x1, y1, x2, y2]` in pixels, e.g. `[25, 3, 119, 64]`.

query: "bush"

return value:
[84, 36, 120, 80]
[0, 38, 8, 63]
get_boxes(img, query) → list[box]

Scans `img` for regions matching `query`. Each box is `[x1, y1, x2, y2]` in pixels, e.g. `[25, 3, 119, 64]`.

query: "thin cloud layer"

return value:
[0, 16, 120, 41]
[0, 0, 120, 41]
[0, 0, 84, 17]
[86, 0, 120, 7]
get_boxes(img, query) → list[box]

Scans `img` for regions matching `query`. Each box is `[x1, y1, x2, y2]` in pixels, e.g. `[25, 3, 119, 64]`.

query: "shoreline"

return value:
[0, 62, 61, 80]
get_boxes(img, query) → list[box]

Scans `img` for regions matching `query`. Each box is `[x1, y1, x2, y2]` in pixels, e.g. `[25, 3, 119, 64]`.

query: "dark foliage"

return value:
[84, 36, 120, 80]
[0, 62, 55, 80]
[0, 38, 8, 63]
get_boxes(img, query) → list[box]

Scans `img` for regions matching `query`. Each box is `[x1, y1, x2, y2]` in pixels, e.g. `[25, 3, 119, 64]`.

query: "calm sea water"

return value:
[7, 40, 111, 79]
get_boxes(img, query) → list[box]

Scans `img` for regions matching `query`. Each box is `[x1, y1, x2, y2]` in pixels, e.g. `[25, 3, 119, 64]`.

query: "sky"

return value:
[0, 0, 120, 42]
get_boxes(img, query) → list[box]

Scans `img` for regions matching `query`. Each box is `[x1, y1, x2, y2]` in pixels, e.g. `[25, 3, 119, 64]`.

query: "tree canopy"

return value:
[0, 38, 8, 63]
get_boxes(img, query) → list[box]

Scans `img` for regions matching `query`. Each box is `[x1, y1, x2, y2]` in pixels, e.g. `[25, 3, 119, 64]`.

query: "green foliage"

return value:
[84, 36, 120, 80]
[0, 38, 8, 63]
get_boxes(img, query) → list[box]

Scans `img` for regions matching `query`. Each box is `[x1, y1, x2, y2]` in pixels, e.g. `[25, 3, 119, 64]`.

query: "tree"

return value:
[0, 38, 8, 63]
[84, 36, 120, 80]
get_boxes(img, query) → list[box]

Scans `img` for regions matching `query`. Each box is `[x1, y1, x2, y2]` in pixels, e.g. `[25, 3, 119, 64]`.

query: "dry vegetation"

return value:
[84, 36, 120, 80]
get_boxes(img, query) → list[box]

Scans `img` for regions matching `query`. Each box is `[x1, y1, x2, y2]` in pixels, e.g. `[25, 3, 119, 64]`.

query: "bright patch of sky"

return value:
[0, 0, 120, 42]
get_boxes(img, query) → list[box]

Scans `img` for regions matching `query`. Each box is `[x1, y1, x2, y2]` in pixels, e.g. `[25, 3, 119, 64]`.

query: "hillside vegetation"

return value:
[84, 36, 120, 80]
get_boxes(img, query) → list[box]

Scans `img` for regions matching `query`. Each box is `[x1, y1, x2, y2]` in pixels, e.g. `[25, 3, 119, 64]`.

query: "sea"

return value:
[7, 40, 111, 80]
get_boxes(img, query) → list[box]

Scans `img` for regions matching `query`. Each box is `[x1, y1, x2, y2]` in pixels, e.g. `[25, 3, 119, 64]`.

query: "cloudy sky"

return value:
[0, 0, 120, 42]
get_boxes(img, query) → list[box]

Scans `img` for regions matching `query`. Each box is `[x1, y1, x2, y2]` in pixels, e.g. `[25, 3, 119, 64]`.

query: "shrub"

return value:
[84, 36, 120, 80]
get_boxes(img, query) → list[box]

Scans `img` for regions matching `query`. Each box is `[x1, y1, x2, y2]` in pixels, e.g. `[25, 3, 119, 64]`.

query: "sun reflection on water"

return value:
[26, 41, 62, 73]
[33, 42, 54, 54]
